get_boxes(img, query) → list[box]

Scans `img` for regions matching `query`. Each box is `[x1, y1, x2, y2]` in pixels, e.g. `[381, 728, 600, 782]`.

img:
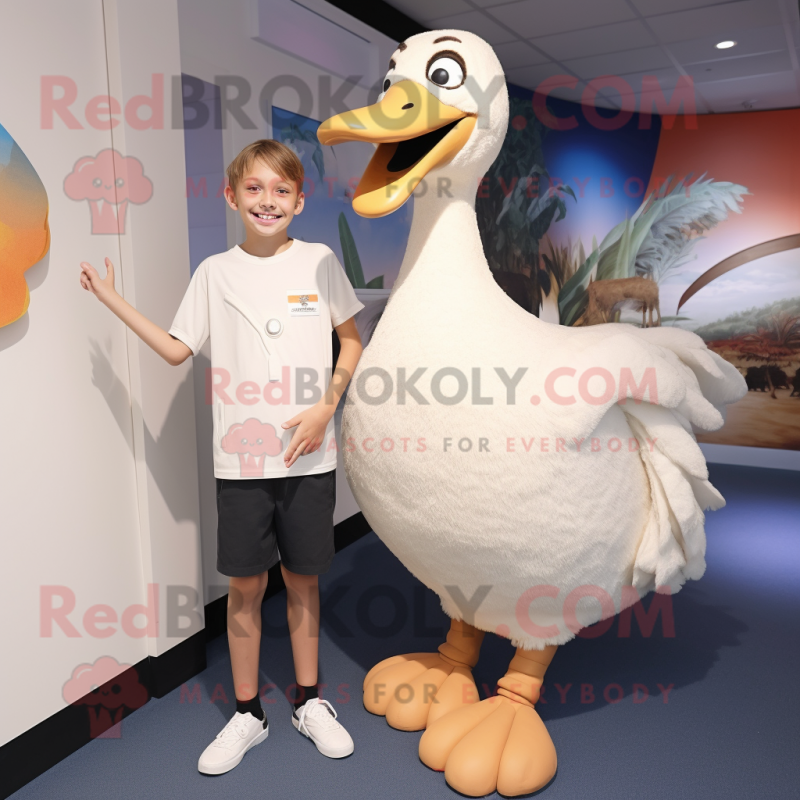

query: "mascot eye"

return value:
[383, 78, 391, 92]
[427, 56, 465, 89]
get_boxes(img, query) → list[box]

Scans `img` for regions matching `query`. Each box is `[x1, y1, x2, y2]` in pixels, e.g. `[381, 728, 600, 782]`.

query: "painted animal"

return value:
[745, 364, 790, 398]
[746, 365, 770, 392]
[579, 276, 661, 328]
[768, 366, 790, 389]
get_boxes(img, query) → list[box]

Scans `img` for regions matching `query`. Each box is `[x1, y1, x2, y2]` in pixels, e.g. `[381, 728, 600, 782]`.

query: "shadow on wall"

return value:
[85, 338, 203, 524]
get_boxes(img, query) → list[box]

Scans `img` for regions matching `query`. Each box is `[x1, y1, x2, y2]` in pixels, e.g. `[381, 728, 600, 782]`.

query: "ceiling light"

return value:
[715, 40, 737, 49]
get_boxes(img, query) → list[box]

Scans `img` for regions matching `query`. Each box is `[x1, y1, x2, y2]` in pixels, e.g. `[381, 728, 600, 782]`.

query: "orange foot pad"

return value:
[362, 652, 479, 731]
[419, 696, 557, 797]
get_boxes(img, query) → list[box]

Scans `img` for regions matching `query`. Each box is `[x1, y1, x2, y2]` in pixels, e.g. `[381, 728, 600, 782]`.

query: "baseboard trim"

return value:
[0, 512, 372, 799]
[700, 442, 800, 471]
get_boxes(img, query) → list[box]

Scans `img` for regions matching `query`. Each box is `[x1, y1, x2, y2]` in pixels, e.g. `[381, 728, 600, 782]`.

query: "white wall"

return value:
[0, 0, 202, 746]
[104, 0, 205, 650]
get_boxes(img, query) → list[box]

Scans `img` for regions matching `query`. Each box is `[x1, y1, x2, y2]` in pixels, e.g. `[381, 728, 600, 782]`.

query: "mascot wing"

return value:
[538, 324, 748, 592]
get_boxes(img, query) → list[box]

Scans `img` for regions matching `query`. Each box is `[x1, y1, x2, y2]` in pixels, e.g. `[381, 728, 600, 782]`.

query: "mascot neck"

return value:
[394, 178, 491, 294]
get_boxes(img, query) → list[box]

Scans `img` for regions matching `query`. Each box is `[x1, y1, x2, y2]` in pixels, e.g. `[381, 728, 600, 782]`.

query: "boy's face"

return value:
[225, 158, 304, 239]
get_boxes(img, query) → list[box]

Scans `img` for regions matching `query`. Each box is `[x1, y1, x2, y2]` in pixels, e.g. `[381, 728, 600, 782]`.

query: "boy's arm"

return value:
[321, 316, 363, 415]
[280, 316, 363, 467]
[80, 257, 192, 366]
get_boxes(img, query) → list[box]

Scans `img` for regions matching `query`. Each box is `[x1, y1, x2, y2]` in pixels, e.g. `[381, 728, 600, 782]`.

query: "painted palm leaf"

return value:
[636, 175, 748, 283]
[557, 247, 600, 326]
[338, 211, 365, 288]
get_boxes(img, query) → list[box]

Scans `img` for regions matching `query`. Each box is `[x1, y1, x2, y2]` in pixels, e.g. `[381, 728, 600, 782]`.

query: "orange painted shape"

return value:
[0, 125, 50, 328]
[647, 109, 800, 259]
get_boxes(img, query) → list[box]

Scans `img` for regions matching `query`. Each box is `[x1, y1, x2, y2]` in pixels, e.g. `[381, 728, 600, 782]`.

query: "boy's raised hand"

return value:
[79, 257, 118, 305]
[78, 256, 191, 367]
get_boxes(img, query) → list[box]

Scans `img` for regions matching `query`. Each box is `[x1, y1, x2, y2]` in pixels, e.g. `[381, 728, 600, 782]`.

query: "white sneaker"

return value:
[292, 698, 354, 758]
[198, 711, 269, 775]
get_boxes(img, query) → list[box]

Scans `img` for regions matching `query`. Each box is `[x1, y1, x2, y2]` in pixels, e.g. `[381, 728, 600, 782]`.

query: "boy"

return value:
[79, 139, 365, 773]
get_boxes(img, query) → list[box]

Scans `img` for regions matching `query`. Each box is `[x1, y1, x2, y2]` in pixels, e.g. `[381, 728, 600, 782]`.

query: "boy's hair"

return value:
[226, 139, 304, 195]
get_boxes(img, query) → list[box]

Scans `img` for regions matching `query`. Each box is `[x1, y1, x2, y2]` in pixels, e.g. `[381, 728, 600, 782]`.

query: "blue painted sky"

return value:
[0, 123, 14, 167]
[535, 87, 663, 253]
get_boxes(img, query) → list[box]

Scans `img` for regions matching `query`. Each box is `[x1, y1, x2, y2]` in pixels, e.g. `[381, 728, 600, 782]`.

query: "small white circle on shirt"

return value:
[266, 318, 283, 336]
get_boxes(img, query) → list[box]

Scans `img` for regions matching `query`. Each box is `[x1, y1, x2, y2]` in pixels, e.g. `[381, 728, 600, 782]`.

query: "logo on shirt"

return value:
[288, 292, 319, 316]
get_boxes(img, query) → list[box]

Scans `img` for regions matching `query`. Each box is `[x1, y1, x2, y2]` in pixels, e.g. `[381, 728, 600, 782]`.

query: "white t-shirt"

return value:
[168, 239, 364, 479]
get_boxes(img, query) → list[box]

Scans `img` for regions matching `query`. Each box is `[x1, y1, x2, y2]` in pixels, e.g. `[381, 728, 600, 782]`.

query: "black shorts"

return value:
[215, 469, 336, 578]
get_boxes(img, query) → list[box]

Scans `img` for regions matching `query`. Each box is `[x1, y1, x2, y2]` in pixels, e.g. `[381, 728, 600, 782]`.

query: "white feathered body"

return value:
[336, 28, 747, 650]
[342, 198, 747, 650]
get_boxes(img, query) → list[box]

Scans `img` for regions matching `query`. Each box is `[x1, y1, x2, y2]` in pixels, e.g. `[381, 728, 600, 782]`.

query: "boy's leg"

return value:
[282, 561, 353, 758]
[281, 564, 320, 688]
[275, 471, 353, 758]
[216, 477, 280, 703]
[197, 569, 271, 776]
[273, 470, 335, 698]
[197, 478, 276, 775]
[228, 570, 270, 701]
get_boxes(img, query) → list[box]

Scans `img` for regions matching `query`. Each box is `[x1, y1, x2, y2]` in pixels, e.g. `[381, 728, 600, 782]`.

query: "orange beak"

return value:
[317, 80, 475, 218]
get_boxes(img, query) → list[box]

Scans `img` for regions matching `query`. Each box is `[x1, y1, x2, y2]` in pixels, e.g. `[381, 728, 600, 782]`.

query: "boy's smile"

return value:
[225, 157, 305, 256]
[251, 210, 283, 226]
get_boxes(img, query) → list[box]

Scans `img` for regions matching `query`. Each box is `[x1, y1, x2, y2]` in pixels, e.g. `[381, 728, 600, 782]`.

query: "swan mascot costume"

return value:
[318, 30, 747, 796]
